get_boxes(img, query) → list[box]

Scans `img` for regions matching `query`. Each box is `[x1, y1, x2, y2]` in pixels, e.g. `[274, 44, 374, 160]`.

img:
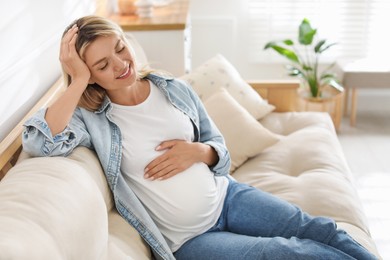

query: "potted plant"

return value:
[264, 18, 343, 100]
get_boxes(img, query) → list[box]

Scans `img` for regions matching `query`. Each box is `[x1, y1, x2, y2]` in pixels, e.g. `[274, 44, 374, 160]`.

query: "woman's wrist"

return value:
[69, 77, 89, 90]
[198, 142, 218, 167]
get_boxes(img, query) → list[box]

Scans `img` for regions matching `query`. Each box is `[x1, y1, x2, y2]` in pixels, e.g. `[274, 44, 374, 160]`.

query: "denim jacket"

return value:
[22, 73, 231, 260]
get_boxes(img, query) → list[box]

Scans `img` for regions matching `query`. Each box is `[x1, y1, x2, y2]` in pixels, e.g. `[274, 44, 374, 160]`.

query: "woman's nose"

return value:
[113, 56, 125, 71]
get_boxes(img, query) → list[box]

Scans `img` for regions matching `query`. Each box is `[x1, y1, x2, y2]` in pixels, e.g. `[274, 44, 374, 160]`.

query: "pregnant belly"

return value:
[129, 162, 223, 228]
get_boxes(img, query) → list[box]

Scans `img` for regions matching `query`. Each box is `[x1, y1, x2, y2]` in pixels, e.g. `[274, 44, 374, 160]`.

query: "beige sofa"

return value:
[0, 54, 381, 259]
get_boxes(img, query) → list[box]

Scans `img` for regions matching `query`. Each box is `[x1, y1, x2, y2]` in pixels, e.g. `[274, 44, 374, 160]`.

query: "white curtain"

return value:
[246, 0, 390, 64]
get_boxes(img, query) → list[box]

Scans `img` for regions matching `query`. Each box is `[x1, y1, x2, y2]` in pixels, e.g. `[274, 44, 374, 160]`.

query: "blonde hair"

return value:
[62, 15, 154, 111]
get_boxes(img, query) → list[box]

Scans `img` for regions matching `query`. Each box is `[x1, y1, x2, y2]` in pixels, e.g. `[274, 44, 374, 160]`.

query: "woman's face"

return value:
[83, 34, 137, 91]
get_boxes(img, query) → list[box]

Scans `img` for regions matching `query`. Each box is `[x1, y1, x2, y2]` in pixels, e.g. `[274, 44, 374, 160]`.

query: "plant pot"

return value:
[298, 85, 344, 131]
[299, 90, 334, 102]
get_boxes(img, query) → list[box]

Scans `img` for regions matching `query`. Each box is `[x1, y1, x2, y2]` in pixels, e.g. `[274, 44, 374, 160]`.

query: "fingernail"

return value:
[144, 174, 149, 179]
[155, 145, 161, 151]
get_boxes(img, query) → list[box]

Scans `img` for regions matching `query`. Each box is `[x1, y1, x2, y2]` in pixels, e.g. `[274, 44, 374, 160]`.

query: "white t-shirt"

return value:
[110, 81, 228, 252]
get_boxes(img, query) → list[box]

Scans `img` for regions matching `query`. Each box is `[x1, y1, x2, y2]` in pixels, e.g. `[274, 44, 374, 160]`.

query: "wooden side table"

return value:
[335, 59, 390, 126]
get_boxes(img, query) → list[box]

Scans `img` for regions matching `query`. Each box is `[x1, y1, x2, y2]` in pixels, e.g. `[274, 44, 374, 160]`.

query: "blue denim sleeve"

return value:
[22, 108, 92, 157]
[198, 103, 231, 176]
[179, 80, 231, 176]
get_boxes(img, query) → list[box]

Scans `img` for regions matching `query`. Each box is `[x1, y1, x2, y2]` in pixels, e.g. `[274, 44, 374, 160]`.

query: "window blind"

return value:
[247, 0, 390, 63]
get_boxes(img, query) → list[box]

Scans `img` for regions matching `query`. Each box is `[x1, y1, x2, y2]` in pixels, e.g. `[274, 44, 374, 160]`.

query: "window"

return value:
[246, 0, 390, 63]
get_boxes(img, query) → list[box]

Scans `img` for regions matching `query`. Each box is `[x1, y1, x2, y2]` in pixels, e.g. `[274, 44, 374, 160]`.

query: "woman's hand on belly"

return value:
[144, 140, 218, 180]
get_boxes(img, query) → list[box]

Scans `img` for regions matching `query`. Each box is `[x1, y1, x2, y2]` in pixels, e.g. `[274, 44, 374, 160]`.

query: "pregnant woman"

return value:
[22, 15, 377, 260]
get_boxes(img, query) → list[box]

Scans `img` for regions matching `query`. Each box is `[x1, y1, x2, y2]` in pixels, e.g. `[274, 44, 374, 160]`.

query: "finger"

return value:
[69, 33, 78, 50]
[62, 25, 78, 46]
[144, 152, 169, 173]
[145, 159, 173, 179]
[63, 26, 78, 47]
[149, 164, 177, 181]
[156, 140, 179, 151]
[60, 26, 78, 60]
[158, 169, 180, 180]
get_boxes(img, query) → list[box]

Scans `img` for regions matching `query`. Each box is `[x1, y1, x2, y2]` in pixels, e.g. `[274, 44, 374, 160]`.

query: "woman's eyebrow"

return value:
[92, 39, 121, 67]
[92, 57, 107, 67]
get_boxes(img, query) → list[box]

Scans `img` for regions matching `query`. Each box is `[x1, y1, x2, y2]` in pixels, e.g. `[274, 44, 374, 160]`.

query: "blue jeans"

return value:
[174, 180, 377, 259]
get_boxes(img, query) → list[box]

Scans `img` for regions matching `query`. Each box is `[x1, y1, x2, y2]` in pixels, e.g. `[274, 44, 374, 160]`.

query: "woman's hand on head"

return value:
[60, 24, 91, 85]
[144, 140, 219, 181]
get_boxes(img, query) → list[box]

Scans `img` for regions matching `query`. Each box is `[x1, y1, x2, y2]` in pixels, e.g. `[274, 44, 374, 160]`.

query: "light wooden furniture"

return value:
[248, 80, 299, 112]
[110, 0, 189, 31]
[0, 78, 297, 180]
[109, 0, 191, 76]
[336, 59, 390, 126]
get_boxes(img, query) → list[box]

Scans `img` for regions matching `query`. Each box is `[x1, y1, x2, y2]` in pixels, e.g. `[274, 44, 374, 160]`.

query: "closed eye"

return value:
[99, 63, 108, 70]
[117, 46, 125, 53]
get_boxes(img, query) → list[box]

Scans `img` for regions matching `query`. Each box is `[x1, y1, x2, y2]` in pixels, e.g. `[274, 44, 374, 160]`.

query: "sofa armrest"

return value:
[0, 150, 109, 259]
[0, 78, 65, 179]
[247, 80, 300, 112]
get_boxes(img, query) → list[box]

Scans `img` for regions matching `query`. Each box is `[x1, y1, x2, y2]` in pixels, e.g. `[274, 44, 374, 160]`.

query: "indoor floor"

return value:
[338, 89, 390, 260]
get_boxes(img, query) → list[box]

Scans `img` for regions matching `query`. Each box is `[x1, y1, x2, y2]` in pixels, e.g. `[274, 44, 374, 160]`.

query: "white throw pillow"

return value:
[204, 88, 281, 173]
[181, 54, 275, 120]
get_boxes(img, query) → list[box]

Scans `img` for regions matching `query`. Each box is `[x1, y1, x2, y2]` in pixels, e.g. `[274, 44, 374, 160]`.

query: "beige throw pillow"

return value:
[204, 88, 281, 173]
[180, 54, 275, 120]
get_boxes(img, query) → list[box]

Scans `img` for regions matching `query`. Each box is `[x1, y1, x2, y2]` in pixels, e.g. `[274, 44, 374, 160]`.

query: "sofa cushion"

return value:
[234, 113, 359, 220]
[180, 54, 275, 120]
[106, 209, 152, 259]
[1, 147, 151, 260]
[203, 88, 281, 172]
[0, 152, 108, 259]
[259, 111, 336, 135]
[232, 112, 378, 256]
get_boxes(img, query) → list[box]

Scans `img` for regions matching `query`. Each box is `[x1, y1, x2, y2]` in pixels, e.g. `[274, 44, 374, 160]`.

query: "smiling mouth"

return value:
[117, 65, 131, 79]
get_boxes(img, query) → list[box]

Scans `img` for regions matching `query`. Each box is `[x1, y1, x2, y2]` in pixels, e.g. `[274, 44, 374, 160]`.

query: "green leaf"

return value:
[283, 39, 294, 46]
[286, 65, 304, 77]
[318, 42, 337, 53]
[299, 18, 317, 45]
[267, 45, 300, 63]
[314, 40, 326, 53]
[302, 65, 313, 71]
[264, 41, 277, 49]
[320, 73, 336, 80]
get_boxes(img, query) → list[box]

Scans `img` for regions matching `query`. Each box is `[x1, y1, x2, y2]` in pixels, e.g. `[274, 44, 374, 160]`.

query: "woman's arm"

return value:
[184, 80, 231, 176]
[46, 24, 91, 136]
[23, 107, 92, 157]
[22, 25, 92, 157]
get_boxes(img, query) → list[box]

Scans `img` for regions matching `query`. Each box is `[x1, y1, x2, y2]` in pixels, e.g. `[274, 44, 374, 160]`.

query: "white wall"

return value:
[0, 0, 96, 141]
[189, 0, 288, 80]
